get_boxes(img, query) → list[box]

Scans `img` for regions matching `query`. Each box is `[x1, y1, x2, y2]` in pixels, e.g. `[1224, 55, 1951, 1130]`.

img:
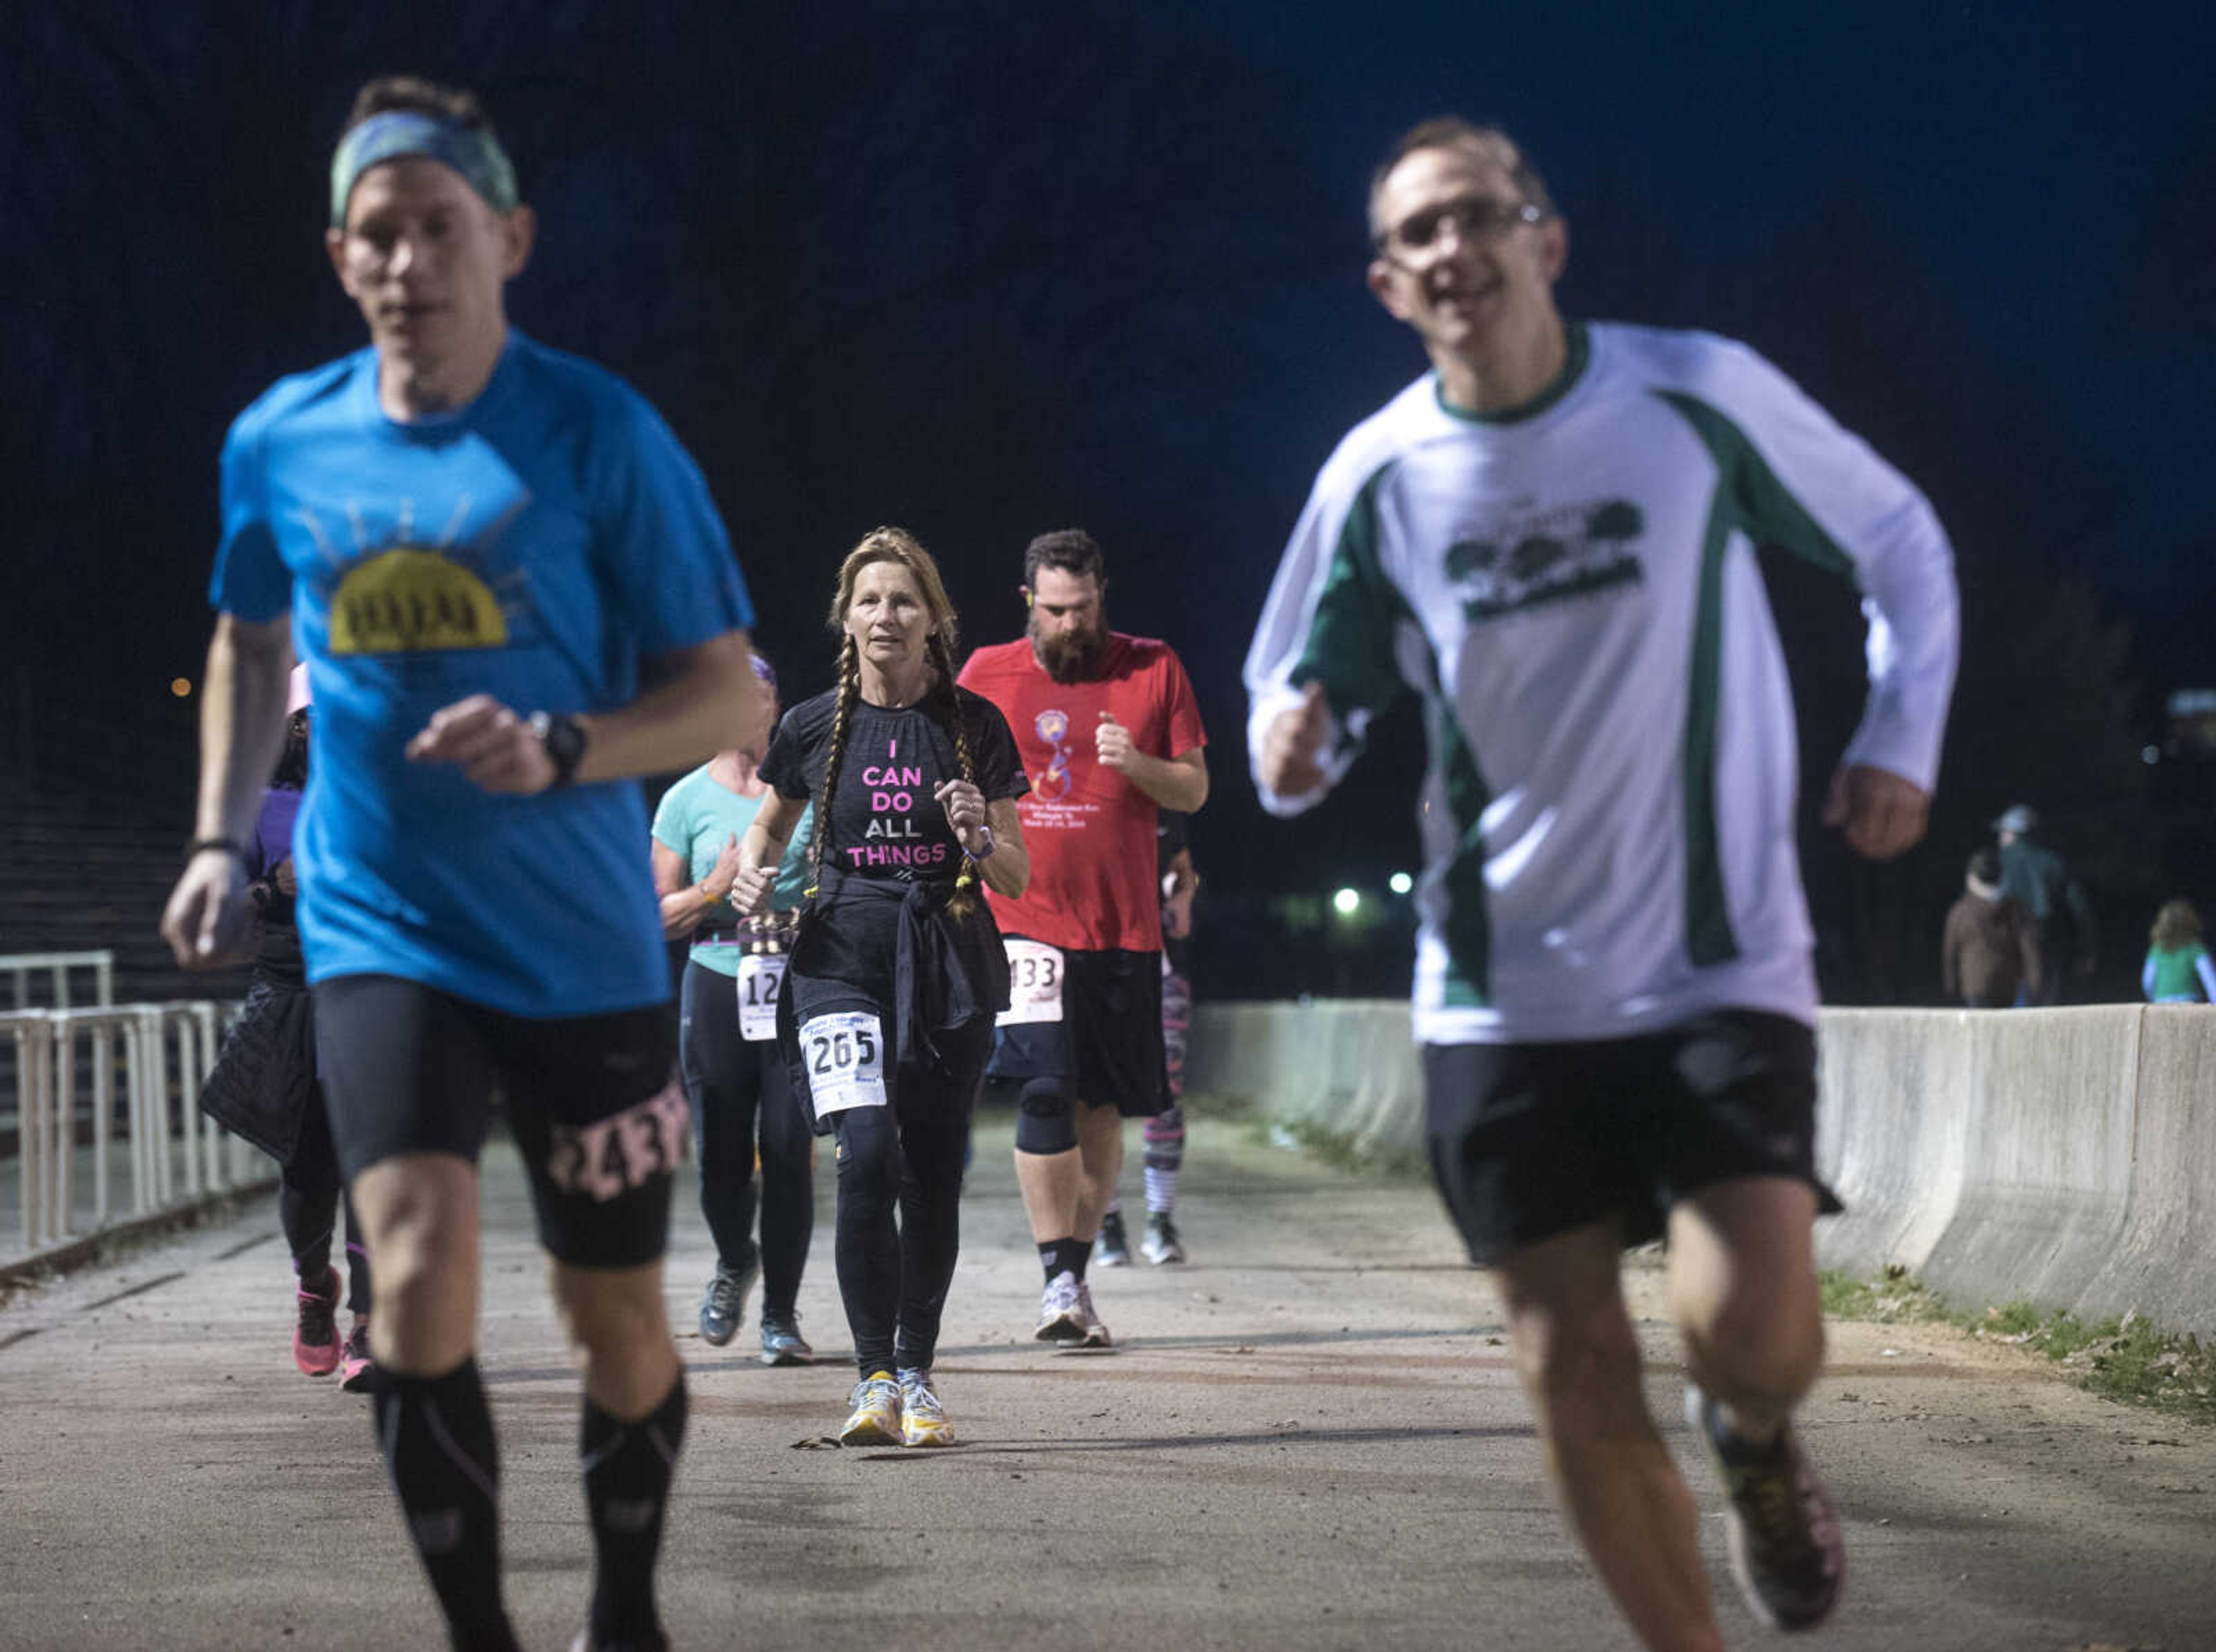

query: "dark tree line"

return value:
[4, 2, 2203, 1003]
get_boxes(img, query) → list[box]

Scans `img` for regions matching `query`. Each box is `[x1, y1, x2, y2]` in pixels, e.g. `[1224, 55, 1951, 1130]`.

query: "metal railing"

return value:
[3, 1000, 267, 1260]
[1, 949, 115, 1011]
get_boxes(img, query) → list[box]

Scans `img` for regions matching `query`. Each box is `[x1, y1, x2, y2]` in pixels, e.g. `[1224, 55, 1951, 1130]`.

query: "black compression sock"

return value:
[581, 1373, 688, 1649]
[372, 1358, 516, 1652]
[1038, 1237, 1093, 1282]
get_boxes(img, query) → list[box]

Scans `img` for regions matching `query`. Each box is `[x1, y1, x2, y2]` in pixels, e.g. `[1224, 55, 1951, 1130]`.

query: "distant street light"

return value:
[1388, 872, 1414, 896]
[1332, 887, 1361, 916]
[170, 678, 192, 698]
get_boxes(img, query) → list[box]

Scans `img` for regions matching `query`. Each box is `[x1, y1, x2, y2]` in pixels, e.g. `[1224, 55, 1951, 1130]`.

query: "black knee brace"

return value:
[1013, 1078, 1077, 1155]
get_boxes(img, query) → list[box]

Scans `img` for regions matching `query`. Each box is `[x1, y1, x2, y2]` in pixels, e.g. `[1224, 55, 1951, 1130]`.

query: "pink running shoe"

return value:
[338, 1316, 375, 1391]
[293, 1267, 342, 1377]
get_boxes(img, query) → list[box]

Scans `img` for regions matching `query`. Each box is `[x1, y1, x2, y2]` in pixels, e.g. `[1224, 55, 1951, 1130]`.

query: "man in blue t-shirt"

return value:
[159, 74, 763, 1652]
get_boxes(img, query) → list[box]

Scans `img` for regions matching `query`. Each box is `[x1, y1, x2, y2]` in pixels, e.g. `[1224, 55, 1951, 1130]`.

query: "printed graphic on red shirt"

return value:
[959, 633, 1206, 953]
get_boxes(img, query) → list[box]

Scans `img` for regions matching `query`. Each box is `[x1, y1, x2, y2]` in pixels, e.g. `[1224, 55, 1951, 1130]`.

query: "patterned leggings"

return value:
[1142, 963, 1191, 1207]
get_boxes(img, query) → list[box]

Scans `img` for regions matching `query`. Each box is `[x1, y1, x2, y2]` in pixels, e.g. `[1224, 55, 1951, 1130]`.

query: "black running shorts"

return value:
[985, 939, 1169, 1119]
[314, 974, 682, 1269]
[1423, 1009, 1842, 1268]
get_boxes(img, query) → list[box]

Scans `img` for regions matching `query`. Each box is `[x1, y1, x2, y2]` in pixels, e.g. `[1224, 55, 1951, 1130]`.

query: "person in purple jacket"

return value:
[198, 665, 377, 1388]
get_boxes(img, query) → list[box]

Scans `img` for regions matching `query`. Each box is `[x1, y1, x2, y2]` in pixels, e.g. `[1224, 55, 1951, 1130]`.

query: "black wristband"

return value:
[184, 837, 251, 867]
[527, 711, 588, 790]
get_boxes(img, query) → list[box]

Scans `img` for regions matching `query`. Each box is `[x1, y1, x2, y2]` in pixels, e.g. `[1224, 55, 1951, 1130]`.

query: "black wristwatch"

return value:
[527, 711, 589, 790]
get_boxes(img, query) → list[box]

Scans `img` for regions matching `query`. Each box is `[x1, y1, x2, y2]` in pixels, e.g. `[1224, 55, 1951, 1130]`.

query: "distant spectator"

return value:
[2142, 900, 2216, 1004]
[1942, 845, 2042, 1007]
[1993, 804, 2094, 1003]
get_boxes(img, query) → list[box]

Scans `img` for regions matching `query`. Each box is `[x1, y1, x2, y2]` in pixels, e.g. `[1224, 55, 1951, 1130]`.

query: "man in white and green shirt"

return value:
[1247, 118, 1957, 1651]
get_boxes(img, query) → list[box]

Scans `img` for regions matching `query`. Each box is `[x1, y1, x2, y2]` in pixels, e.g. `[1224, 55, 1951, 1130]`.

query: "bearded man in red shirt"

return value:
[959, 529, 1209, 1346]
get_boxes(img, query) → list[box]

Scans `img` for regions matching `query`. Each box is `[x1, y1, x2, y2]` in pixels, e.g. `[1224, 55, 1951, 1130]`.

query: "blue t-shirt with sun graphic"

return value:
[211, 330, 753, 1016]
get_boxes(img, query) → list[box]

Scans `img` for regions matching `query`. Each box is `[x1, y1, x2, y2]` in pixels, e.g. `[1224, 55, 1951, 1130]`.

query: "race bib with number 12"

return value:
[800, 1010, 887, 1116]
[737, 953, 785, 1042]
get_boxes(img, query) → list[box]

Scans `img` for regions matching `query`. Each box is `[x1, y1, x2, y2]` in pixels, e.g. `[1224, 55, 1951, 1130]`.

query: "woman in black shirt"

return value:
[736, 527, 1029, 1447]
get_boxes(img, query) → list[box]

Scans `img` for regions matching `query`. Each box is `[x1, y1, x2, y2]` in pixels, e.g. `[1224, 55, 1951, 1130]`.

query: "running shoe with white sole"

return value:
[1140, 1211, 1186, 1265]
[1685, 1384, 1844, 1631]
[1096, 1209, 1131, 1267]
[1035, 1271, 1088, 1342]
[293, 1266, 342, 1377]
[698, 1250, 759, 1348]
[840, 1371, 904, 1447]
[759, 1312, 813, 1367]
[1073, 1278, 1112, 1347]
[897, 1368, 953, 1447]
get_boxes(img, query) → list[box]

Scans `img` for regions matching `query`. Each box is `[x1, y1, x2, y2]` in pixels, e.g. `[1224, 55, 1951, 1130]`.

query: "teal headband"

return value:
[329, 111, 520, 227]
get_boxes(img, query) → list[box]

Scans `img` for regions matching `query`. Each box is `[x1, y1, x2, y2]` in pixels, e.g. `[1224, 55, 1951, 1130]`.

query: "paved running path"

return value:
[1, 1112, 2211, 1651]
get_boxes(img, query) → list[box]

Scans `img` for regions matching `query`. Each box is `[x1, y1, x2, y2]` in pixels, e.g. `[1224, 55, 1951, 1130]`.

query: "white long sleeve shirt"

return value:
[1245, 321, 1959, 1044]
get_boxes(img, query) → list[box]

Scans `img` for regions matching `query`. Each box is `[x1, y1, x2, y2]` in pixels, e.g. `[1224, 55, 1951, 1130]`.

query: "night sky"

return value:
[6, 1, 2211, 998]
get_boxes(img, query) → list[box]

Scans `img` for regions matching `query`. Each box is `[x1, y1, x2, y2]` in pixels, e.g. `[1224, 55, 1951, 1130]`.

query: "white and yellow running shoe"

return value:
[840, 1371, 903, 1447]
[897, 1368, 953, 1447]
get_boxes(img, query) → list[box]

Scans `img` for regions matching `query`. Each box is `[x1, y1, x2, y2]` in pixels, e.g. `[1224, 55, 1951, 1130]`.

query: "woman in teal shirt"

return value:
[2142, 900, 2216, 1003]
[652, 654, 817, 1361]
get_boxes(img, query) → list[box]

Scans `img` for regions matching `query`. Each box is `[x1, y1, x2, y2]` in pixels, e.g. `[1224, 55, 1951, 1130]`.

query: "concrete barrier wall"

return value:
[1190, 999, 2216, 1336]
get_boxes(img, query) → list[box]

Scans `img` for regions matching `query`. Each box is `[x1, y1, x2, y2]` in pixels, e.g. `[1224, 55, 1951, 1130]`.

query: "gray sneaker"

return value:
[1072, 1278, 1112, 1347]
[759, 1312, 813, 1367]
[1096, 1209, 1131, 1267]
[698, 1252, 758, 1347]
[1685, 1384, 1844, 1631]
[1140, 1211, 1185, 1265]
[1035, 1271, 1087, 1342]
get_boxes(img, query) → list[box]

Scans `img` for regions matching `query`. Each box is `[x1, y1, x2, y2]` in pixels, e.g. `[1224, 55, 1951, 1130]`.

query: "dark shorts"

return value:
[986, 940, 1169, 1118]
[314, 974, 682, 1269]
[1423, 1009, 1842, 1268]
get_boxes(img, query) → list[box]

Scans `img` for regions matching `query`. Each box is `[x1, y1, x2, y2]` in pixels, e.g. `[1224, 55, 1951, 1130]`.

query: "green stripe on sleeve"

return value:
[1291, 464, 1413, 756]
[1291, 463, 1493, 1001]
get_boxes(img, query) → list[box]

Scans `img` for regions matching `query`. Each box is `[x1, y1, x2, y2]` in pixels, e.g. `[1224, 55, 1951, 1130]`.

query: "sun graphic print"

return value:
[293, 485, 534, 657]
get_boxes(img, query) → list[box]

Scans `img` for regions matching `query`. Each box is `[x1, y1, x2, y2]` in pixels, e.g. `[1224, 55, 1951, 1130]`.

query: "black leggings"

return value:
[830, 1021, 990, 1377]
[679, 959, 814, 1317]
[280, 1087, 370, 1314]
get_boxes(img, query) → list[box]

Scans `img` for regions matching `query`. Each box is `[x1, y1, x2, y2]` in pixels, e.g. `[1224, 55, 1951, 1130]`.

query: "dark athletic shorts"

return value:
[1423, 1009, 1842, 1268]
[985, 939, 1169, 1119]
[314, 974, 682, 1269]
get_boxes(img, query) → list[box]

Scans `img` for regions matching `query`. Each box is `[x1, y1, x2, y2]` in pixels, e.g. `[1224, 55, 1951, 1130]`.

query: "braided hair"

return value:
[926, 631, 984, 917]
[813, 527, 978, 910]
[805, 635, 862, 899]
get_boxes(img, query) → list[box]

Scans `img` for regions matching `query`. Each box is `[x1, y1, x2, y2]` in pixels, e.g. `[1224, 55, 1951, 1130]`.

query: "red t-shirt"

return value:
[958, 632, 1207, 953]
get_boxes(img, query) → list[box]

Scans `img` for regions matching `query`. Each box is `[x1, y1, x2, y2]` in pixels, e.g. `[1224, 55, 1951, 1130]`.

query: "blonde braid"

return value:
[808, 636, 860, 898]
[929, 632, 983, 917]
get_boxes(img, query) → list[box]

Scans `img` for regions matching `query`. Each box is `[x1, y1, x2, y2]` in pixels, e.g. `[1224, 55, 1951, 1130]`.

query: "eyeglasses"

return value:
[1374, 195, 1545, 260]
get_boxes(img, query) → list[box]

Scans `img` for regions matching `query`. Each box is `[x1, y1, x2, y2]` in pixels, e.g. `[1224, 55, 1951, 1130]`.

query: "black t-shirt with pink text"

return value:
[761, 685, 1026, 991]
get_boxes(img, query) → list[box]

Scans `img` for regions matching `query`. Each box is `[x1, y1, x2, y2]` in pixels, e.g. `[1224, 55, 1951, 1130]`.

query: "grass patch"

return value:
[1821, 1265, 2216, 1425]
[1244, 1117, 1429, 1181]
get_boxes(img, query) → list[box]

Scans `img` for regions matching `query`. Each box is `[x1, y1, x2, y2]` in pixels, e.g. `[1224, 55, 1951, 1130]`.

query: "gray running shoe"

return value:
[1096, 1208, 1131, 1267]
[1073, 1278, 1112, 1347]
[1035, 1271, 1088, 1342]
[1140, 1211, 1186, 1265]
[1685, 1384, 1844, 1631]
[698, 1252, 758, 1347]
[758, 1312, 813, 1367]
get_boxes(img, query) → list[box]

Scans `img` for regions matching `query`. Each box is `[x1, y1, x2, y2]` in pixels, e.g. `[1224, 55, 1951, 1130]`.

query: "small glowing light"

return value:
[170, 678, 192, 698]
[2142, 744, 2160, 765]
[1332, 887, 1361, 916]
[1388, 872, 1414, 896]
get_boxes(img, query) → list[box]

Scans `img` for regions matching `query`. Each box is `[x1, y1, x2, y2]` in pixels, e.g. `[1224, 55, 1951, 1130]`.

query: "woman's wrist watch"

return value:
[964, 825, 997, 863]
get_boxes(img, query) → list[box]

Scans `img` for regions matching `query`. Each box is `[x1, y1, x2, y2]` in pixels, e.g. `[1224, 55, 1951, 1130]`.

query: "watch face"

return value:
[536, 712, 586, 779]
